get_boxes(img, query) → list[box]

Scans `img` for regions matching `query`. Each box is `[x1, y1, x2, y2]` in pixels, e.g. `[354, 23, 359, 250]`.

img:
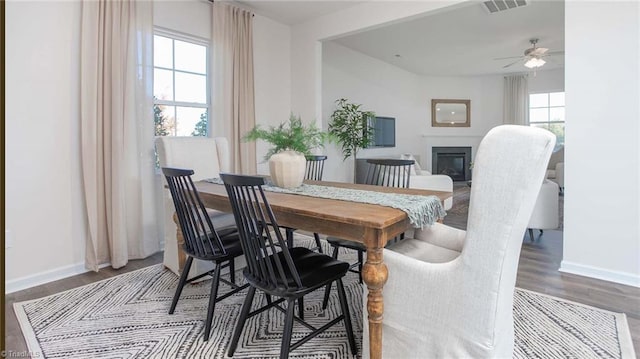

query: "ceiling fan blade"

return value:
[530, 47, 549, 56]
[545, 50, 565, 56]
[502, 59, 523, 68]
[494, 55, 523, 60]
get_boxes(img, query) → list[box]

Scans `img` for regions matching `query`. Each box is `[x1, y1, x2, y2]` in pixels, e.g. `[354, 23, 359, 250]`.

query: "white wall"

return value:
[563, 2, 640, 286]
[291, 1, 467, 130]
[322, 42, 505, 182]
[252, 15, 292, 175]
[528, 68, 565, 93]
[153, 0, 210, 39]
[5, 0, 291, 292]
[5, 1, 85, 288]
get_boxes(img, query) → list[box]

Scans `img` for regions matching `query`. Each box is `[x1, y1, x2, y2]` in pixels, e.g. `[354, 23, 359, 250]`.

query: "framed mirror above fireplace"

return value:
[431, 99, 470, 127]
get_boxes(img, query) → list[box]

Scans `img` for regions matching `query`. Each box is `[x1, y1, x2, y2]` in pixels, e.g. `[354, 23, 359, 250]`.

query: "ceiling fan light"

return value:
[525, 57, 546, 68]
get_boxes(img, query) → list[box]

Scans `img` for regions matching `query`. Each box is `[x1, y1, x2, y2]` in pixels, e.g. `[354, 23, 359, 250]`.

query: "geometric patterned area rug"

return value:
[14, 236, 635, 359]
[513, 289, 635, 358]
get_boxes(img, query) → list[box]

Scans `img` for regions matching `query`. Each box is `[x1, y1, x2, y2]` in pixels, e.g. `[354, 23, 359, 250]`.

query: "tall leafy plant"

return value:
[328, 98, 375, 181]
[244, 114, 329, 161]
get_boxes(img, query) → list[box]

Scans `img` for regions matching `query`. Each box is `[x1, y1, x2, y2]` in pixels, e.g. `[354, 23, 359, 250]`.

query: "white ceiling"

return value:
[331, 0, 565, 76]
[241, 0, 564, 77]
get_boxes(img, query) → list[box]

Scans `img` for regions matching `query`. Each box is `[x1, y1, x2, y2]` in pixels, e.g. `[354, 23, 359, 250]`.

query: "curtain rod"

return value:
[207, 0, 255, 17]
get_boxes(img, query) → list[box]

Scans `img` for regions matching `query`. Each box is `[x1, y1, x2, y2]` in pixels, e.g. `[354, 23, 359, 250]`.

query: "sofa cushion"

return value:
[401, 154, 422, 175]
[546, 169, 556, 179]
[386, 238, 460, 264]
[547, 146, 564, 170]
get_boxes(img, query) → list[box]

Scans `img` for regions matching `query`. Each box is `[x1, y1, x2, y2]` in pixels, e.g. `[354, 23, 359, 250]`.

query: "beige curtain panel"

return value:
[503, 74, 529, 125]
[212, 3, 257, 175]
[80, 0, 160, 271]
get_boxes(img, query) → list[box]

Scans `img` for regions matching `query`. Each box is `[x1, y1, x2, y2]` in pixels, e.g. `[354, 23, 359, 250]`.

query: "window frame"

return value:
[153, 27, 210, 136]
[528, 91, 565, 126]
[528, 91, 565, 150]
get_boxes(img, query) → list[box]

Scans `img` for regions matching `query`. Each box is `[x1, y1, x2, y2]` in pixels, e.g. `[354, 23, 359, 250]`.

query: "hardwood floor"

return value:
[4, 185, 639, 357]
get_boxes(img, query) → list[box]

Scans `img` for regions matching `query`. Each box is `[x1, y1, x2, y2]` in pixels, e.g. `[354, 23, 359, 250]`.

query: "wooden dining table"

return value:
[192, 179, 452, 359]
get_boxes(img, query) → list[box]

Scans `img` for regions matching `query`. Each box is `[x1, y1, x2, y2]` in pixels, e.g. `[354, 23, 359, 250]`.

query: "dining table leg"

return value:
[362, 237, 388, 359]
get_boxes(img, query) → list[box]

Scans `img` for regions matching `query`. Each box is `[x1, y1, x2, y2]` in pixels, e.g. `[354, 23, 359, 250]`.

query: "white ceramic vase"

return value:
[269, 150, 306, 188]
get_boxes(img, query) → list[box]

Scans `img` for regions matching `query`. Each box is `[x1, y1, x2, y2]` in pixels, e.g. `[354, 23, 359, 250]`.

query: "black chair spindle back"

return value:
[304, 155, 327, 181]
[364, 158, 415, 188]
[220, 173, 303, 291]
[163, 167, 226, 258]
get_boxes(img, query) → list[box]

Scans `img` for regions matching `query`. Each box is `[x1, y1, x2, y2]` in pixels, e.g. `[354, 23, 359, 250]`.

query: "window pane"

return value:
[192, 109, 208, 136]
[154, 68, 173, 101]
[529, 93, 548, 108]
[154, 104, 176, 136]
[175, 72, 206, 103]
[176, 106, 207, 136]
[529, 108, 549, 123]
[550, 107, 565, 122]
[549, 92, 565, 107]
[175, 40, 206, 74]
[154, 35, 173, 69]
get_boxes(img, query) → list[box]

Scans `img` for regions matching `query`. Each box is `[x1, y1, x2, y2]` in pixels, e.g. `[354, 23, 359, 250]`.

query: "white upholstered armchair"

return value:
[364, 125, 555, 358]
[546, 146, 564, 191]
[527, 179, 560, 241]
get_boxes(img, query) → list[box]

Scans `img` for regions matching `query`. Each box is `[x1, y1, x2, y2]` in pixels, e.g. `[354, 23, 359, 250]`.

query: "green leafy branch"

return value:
[244, 114, 330, 161]
[328, 98, 375, 160]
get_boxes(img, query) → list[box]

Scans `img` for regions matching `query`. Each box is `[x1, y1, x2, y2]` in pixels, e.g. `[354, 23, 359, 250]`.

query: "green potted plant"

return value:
[244, 114, 329, 188]
[328, 98, 375, 182]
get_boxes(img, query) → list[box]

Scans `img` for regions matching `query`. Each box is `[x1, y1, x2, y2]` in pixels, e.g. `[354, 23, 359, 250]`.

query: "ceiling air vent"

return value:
[482, 0, 528, 14]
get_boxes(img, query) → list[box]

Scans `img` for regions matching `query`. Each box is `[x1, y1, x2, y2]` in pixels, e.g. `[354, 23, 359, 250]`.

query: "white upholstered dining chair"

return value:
[364, 125, 555, 358]
[155, 136, 235, 278]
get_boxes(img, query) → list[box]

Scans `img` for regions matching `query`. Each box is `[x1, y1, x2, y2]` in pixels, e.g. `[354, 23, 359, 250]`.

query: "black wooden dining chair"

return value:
[162, 167, 249, 341]
[322, 158, 414, 309]
[364, 158, 414, 188]
[284, 155, 327, 253]
[304, 155, 327, 181]
[220, 173, 357, 359]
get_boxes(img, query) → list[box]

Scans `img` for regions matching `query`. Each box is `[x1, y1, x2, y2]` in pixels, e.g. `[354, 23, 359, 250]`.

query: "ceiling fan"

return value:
[496, 38, 564, 69]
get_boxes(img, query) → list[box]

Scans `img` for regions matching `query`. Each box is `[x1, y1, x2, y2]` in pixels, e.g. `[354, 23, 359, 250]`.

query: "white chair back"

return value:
[156, 136, 231, 181]
[366, 125, 555, 358]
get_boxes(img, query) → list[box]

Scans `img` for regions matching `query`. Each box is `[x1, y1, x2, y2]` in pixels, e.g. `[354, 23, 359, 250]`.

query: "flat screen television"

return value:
[367, 116, 396, 148]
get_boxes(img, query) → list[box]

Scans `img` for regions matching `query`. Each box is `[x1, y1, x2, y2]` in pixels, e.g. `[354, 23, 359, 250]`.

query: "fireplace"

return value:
[432, 147, 472, 181]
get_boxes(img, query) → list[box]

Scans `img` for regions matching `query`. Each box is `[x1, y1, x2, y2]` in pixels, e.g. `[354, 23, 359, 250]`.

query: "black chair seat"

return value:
[248, 248, 349, 293]
[189, 232, 244, 261]
[325, 237, 367, 252]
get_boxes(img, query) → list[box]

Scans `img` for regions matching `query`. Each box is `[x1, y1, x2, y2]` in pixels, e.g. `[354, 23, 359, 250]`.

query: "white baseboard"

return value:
[560, 261, 640, 288]
[6, 262, 111, 294]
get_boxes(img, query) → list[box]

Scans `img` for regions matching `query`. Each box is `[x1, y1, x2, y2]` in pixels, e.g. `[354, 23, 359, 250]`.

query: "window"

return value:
[153, 32, 208, 137]
[529, 92, 565, 150]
